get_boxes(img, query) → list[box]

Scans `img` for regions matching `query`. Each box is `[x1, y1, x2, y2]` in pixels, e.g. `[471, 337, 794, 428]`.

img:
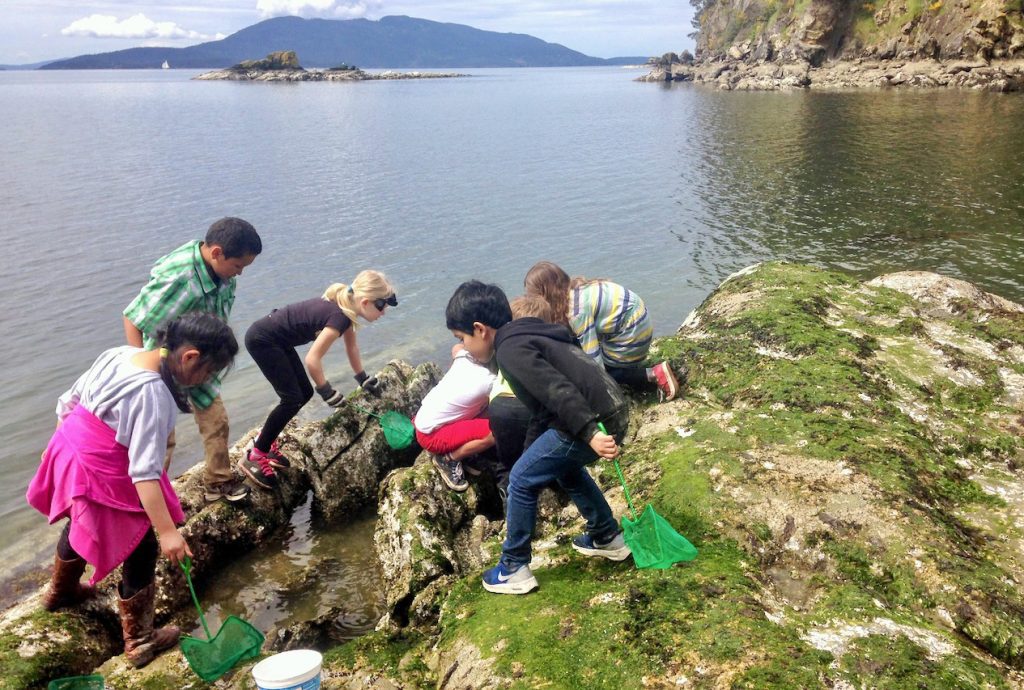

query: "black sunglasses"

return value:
[374, 294, 398, 311]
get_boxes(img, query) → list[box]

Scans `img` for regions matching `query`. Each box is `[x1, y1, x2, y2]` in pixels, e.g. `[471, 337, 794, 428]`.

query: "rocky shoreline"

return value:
[3, 263, 1023, 688]
[665, 0, 1024, 91]
[638, 56, 1024, 91]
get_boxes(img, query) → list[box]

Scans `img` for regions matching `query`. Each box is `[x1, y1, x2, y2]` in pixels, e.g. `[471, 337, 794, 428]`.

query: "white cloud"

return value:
[256, 0, 381, 19]
[60, 13, 214, 40]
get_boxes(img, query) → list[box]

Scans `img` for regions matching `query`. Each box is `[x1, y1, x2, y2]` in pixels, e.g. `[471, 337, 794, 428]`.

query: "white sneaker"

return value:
[481, 562, 539, 594]
[572, 532, 632, 561]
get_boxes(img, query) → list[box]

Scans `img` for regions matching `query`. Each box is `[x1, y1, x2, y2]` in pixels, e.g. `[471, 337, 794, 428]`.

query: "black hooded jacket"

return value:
[494, 317, 628, 445]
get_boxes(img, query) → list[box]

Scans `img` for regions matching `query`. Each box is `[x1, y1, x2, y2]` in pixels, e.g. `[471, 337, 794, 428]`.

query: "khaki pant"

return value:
[163, 396, 234, 488]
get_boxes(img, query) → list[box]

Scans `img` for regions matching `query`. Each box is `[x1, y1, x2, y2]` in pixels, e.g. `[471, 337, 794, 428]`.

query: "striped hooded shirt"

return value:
[568, 280, 653, 368]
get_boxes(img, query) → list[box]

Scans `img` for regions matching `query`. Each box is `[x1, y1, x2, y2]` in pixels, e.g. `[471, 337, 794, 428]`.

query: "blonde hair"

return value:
[510, 294, 553, 322]
[322, 270, 394, 329]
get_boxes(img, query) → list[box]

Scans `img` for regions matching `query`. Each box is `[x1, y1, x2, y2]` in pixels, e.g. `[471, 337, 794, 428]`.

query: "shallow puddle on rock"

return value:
[766, 565, 816, 609]
[187, 491, 383, 643]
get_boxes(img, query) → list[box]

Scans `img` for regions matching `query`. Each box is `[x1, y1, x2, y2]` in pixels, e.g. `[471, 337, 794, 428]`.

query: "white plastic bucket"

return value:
[252, 649, 323, 690]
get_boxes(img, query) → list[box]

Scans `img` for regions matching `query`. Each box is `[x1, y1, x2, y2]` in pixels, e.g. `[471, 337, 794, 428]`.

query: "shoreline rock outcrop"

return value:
[0, 359, 438, 689]
[639, 53, 1024, 90]
[5, 263, 1023, 688]
[334, 262, 1024, 688]
[642, 0, 1024, 90]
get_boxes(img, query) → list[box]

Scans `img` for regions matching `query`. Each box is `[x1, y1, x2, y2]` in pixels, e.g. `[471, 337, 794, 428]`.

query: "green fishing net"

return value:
[349, 404, 415, 450]
[179, 615, 264, 682]
[179, 557, 264, 682]
[379, 410, 415, 450]
[622, 504, 699, 569]
[602, 424, 699, 570]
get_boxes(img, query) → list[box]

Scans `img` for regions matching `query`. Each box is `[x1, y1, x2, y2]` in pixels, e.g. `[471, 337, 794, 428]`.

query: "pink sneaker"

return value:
[651, 362, 680, 401]
[267, 440, 290, 470]
[239, 450, 278, 490]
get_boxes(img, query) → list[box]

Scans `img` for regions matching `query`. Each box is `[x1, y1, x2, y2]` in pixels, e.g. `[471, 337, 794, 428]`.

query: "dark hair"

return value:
[205, 217, 262, 259]
[445, 280, 513, 333]
[155, 313, 239, 412]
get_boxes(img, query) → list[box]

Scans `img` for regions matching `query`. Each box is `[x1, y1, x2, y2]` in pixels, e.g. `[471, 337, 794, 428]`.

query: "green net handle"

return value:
[598, 423, 638, 520]
[348, 402, 381, 420]
[180, 556, 212, 640]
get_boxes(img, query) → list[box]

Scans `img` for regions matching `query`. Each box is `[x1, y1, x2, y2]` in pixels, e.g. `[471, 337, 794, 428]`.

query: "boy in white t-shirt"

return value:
[414, 343, 497, 492]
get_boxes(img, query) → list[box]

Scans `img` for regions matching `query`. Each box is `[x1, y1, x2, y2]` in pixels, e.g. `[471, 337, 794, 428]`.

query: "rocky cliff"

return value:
[645, 0, 1024, 89]
[695, 0, 1024, 63]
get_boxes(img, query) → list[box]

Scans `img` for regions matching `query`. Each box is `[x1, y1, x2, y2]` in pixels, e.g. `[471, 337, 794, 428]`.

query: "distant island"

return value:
[38, 15, 649, 70]
[194, 50, 468, 81]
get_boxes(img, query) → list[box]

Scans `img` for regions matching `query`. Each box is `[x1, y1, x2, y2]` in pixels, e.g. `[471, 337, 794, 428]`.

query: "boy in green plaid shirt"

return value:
[123, 217, 262, 502]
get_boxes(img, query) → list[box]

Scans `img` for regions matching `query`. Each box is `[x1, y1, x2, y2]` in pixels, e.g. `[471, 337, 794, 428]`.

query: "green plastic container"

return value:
[47, 676, 104, 690]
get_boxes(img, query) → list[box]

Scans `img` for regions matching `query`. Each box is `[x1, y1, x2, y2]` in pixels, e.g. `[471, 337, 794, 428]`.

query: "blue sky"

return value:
[0, 1, 696, 65]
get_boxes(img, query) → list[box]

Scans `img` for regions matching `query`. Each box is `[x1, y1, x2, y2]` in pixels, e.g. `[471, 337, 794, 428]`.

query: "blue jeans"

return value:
[501, 428, 619, 568]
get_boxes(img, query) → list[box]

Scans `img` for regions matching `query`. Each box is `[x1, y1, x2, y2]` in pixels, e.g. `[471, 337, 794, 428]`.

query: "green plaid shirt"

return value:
[123, 240, 236, 409]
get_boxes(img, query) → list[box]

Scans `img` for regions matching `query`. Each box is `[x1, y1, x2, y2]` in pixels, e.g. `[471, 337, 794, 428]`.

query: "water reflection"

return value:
[677, 89, 1024, 299]
[187, 493, 382, 643]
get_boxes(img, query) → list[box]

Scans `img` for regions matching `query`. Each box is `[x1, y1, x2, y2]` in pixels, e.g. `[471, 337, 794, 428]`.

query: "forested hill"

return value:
[690, 0, 1024, 64]
[41, 15, 646, 69]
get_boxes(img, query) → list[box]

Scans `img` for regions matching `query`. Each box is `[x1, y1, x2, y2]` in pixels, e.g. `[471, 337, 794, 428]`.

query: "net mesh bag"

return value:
[622, 504, 699, 569]
[179, 615, 264, 682]
[380, 411, 415, 450]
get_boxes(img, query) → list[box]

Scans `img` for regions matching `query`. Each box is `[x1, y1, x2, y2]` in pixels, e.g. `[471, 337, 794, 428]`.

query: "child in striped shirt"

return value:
[525, 261, 680, 401]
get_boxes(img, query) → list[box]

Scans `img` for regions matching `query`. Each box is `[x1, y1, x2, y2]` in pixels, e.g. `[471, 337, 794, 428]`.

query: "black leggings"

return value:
[245, 324, 314, 452]
[58, 521, 157, 598]
[488, 396, 532, 491]
[606, 364, 651, 389]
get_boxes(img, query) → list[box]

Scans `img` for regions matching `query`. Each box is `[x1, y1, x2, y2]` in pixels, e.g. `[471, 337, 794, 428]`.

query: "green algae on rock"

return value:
[0, 361, 438, 690]
[5, 264, 1022, 689]
[330, 262, 1023, 689]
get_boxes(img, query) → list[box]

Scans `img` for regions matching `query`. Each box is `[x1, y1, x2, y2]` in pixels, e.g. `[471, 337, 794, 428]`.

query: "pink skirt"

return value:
[26, 404, 184, 584]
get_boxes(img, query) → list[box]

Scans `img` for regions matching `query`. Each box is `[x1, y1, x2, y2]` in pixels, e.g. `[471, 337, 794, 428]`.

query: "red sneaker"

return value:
[651, 361, 680, 401]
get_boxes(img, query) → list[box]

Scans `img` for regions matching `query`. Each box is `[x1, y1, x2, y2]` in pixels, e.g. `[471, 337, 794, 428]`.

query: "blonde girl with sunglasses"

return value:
[240, 270, 397, 489]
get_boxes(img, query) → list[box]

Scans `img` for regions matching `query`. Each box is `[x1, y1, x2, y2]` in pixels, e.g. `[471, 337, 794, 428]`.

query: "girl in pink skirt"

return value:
[27, 312, 238, 668]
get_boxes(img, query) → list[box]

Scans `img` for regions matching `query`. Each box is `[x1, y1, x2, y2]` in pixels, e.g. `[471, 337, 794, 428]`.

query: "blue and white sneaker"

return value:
[481, 562, 539, 595]
[571, 531, 632, 561]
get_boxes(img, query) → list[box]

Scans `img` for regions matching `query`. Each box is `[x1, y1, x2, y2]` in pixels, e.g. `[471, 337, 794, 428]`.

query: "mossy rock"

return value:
[343, 262, 1024, 688]
[0, 597, 121, 690]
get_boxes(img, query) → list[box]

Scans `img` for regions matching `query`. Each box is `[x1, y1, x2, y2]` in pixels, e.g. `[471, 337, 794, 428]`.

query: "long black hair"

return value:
[154, 313, 239, 412]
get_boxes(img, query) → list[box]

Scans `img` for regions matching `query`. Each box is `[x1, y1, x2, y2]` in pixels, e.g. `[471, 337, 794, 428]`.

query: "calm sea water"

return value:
[1, 67, 1022, 621]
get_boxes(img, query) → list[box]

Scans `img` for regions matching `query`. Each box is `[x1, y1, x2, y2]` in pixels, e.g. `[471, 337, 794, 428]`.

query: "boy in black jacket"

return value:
[446, 280, 631, 595]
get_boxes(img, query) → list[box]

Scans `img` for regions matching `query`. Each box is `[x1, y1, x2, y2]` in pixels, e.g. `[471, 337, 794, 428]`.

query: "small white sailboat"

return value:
[162, 60, 170, 69]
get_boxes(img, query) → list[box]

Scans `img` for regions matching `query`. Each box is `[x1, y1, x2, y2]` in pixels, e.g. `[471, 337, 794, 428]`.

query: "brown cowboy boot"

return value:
[42, 553, 97, 611]
[118, 582, 180, 668]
